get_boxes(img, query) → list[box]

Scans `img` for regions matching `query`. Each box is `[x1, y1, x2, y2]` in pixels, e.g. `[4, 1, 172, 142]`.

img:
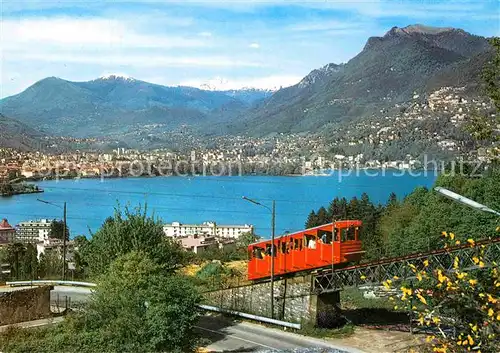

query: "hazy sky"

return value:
[1, 0, 499, 97]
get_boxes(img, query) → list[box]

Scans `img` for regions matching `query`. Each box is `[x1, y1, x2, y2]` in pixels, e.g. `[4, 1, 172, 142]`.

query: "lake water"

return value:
[0, 171, 437, 238]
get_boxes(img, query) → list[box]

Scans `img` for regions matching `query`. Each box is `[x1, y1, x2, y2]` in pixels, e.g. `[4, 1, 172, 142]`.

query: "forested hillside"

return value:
[306, 167, 500, 260]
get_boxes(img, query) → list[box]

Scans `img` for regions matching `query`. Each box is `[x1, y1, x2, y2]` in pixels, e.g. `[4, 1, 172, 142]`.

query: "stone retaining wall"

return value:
[0, 286, 52, 325]
[203, 276, 318, 324]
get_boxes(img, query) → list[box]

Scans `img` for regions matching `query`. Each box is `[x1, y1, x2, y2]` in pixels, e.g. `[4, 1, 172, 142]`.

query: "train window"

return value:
[341, 228, 356, 241]
[293, 238, 301, 250]
[318, 230, 333, 244]
[304, 234, 317, 249]
[334, 228, 339, 241]
[253, 247, 264, 259]
[281, 241, 290, 254]
[265, 244, 272, 256]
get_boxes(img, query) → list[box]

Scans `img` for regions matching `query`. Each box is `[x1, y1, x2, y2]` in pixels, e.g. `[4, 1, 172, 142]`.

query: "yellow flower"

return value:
[470, 323, 478, 332]
[417, 293, 427, 305]
[401, 287, 412, 296]
[467, 335, 474, 346]
[469, 279, 478, 286]
[360, 275, 366, 280]
[455, 240, 461, 245]
[441, 231, 448, 237]
[437, 269, 448, 283]
[416, 272, 423, 281]
[449, 233, 455, 240]
[394, 305, 398, 310]
[487, 294, 498, 304]
[467, 238, 475, 247]
[488, 308, 494, 317]
[418, 316, 424, 325]
[456, 272, 467, 280]
[479, 261, 485, 268]
[497, 314, 500, 321]
[432, 317, 441, 324]
[426, 335, 434, 343]
[472, 256, 480, 264]
[453, 256, 459, 269]
[393, 275, 399, 280]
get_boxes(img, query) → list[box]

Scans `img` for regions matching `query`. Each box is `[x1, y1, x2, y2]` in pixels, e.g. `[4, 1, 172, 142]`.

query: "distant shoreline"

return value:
[18, 166, 444, 183]
[0, 186, 44, 197]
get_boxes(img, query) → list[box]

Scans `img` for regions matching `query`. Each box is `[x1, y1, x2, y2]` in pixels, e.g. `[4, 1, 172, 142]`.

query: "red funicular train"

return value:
[247, 220, 363, 281]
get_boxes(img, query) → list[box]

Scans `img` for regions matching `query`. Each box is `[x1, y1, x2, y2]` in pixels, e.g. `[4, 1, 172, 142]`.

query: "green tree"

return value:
[0, 252, 201, 353]
[483, 37, 500, 112]
[305, 210, 319, 228]
[49, 220, 69, 240]
[0, 183, 14, 196]
[316, 206, 329, 225]
[38, 251, 63, 279]
[82, 252, 201, 352]
[82, 206, 186, 277]
[236, 231, 259, 249]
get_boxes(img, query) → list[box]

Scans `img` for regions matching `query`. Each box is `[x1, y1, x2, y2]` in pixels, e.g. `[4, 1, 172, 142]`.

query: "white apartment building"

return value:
[163, 221, 253, 239]
[16, 219, 54, 243]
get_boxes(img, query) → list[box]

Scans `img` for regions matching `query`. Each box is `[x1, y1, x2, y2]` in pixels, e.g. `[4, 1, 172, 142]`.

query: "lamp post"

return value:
[37, 199, 67, 280]
[243, 196, 275, 318]
[434, 187, 500, 216]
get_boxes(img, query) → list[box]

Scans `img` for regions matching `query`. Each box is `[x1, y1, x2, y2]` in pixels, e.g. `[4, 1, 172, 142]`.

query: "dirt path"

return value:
[326, 327, 422, 353]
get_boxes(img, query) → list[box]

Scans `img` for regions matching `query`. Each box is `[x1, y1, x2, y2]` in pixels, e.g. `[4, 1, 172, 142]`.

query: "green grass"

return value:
[299, 323, 355, 339]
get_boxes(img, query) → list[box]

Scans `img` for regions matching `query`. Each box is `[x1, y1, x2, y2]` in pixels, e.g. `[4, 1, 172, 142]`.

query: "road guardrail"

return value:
[6, 280, 97, 288]
[197, 304, 301, 329]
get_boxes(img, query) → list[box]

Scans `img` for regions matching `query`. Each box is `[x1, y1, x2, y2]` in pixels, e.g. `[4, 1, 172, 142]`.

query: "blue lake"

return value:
[0, 171, 437, 238]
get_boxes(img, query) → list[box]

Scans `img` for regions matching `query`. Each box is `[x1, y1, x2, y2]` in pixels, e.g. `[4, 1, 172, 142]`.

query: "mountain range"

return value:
[0, 24, 494, 141]
[220, 24, 493, 135]
[0, 75, 273, 137]
[0, 114, 47, 151]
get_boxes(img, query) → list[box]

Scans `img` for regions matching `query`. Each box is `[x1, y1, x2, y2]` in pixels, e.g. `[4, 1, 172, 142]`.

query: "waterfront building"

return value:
[15, 219, 55, 243]
[163, 221, 253, 239]
[0, 219, 16, 245]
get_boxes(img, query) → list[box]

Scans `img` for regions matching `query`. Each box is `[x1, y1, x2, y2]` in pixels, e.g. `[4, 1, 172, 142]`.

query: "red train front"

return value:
[247, 221, 363, 281]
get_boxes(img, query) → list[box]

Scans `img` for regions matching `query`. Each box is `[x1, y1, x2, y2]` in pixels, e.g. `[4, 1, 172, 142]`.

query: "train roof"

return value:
[249, 220, 362, 246]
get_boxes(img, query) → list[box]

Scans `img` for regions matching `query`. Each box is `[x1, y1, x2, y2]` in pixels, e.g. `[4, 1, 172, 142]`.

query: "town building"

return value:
[178, 234, 236, 254]
[163, 221, 253, 239]
[15, 219, 54, 243]
[0, 219, 16, 245]
[36, 238, 75, 261]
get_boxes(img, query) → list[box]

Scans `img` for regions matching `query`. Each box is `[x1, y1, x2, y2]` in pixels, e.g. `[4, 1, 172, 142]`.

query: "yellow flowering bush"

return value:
[384, 231, 500, 353]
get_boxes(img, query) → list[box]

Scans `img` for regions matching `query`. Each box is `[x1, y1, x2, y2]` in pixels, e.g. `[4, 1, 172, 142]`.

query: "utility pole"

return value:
[63, 202, 67, 281]
[271, 200, 275, 319]
[37, 199, 67, 280]
[243, 196, 276, 319]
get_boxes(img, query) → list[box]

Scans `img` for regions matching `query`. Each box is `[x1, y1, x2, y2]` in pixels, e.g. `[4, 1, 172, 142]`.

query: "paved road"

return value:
[196, 315, 363, 352]
[50, 285, 92, 304]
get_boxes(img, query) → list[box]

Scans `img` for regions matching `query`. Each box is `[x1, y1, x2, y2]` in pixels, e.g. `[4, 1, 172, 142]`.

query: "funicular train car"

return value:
[247, 220, 363, 281]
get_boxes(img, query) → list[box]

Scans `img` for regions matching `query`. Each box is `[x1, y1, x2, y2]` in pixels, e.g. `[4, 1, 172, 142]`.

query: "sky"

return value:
[1, 0, 499, 98]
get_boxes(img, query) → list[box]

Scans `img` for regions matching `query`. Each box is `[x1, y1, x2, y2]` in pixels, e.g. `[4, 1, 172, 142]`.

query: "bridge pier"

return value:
[310, 291, 344, 328]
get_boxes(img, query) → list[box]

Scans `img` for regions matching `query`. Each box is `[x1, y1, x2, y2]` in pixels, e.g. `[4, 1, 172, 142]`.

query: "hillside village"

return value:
[1, 85, 498, 184]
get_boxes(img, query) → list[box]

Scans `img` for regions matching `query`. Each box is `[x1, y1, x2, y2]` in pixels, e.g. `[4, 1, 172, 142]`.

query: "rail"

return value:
[6, 280, 97, 288]
[314, 237, 500, 293]
[197, 304, 301, 329]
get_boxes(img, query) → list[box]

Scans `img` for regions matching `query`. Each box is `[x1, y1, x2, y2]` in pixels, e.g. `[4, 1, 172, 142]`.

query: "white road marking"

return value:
[194, 325, 279, 351]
